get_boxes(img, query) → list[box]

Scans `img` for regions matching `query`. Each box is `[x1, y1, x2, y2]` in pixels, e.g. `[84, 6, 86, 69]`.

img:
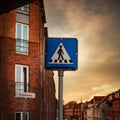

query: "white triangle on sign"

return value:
[49, 43, 73, 64]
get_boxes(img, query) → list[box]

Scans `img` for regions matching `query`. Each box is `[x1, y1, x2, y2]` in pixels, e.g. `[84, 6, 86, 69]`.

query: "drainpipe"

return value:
[39, 2, 44, 119]
[1, 13, 7, 120]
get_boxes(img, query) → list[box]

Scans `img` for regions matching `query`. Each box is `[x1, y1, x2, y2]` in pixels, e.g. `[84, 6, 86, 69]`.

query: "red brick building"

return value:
[0, 0, 56, 120]
[63, 101, 82, 120]
[106, 89, 120, 119]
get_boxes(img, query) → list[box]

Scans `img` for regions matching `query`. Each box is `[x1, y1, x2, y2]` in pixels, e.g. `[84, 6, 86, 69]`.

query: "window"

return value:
[17, 4, 29, 13]
[15, 65, 29, 94]
[15, 112, 29, 120]
[16, 4, 29, 55]
[16, 23, 29, 54]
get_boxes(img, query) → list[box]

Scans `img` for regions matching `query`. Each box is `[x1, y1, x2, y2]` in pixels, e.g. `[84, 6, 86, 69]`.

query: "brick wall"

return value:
[0, 1, 56, 120]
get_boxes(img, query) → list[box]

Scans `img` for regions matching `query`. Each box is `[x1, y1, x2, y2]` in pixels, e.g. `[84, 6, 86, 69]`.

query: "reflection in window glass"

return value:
[17, 4, 29, 13]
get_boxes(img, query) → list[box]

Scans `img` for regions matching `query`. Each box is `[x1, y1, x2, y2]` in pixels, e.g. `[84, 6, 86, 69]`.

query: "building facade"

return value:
[82, 96, 105, 120]
[0, 0, 56, 120]
[96, 89, 120, 120]
[82, 89, 120, 120]
[63, 101, 82, 120]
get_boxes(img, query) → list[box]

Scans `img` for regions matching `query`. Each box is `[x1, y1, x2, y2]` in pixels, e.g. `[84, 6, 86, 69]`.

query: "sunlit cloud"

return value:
[44, 0, 120, 103]
[92, 84, 111, 91]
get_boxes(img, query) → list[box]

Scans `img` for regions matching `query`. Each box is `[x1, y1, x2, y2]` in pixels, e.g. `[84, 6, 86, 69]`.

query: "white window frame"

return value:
[16, 22, 29, 55]
[15, 64, 29, 95]
[15, 112, 29, 120]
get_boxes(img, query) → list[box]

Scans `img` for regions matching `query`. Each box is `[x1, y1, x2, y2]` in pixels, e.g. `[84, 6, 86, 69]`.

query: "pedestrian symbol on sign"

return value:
[57, 45, 64, 60]
[49, 43, 73, 64]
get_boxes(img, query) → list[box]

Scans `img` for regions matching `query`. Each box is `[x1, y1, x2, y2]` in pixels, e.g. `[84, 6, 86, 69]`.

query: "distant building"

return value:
[96, 89, 120, 120]
[63, 90, 120, 120]
[63, 101, 82, 120]
[82, 89, 120, 120]
[107, 89, 120, 119]
[0, 0, 56, 120]
[96, 96, 108, 120]
[82, 96, 105, 120]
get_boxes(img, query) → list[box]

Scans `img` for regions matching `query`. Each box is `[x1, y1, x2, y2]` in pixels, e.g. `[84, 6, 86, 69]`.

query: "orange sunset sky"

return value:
[44, 0, 120, 104]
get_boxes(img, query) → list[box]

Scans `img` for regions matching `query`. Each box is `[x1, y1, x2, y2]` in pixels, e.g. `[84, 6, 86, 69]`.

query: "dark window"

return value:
[15, 112, 29, 120]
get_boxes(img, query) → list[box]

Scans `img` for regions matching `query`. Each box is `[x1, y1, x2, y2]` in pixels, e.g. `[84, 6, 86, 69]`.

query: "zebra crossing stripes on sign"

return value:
[49, 43, 73, 64]
[45, 38, 78, 70]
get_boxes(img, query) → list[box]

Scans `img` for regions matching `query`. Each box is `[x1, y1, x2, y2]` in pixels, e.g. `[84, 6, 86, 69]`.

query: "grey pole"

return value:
[58, 69, 64, 120]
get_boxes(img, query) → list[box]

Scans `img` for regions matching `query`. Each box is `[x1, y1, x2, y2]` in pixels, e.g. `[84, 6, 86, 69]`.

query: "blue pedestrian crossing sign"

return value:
[45, 38, 78, 70]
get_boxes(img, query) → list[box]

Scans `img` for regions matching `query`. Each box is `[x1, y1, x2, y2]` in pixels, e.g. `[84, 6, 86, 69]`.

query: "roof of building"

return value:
[96, 89, 120, 107]
[0, 0, 37, 14]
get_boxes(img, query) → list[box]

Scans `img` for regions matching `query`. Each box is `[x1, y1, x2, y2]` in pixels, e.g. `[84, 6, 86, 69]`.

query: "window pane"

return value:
[17, 24, 21, 39]
[16, 83, 21, 90]
[16, 39, 21, 52]
[23, 67, 27, 92]
[16, 113, 21, 120]
[23, 25, 28, 53]
[16, 38, 21, 46]
[21, 67, 26, 83]
[23, 5, 29, 13]
[23, 25, 28, 40]
[17, 7, 22, 11]
[23, 113, 28, 120]
[16, 66, 21, 82]
[17, 4, 29, 13]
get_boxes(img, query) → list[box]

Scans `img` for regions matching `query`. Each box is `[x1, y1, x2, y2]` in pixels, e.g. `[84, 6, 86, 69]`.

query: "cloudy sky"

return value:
[44, 0, 120, 104]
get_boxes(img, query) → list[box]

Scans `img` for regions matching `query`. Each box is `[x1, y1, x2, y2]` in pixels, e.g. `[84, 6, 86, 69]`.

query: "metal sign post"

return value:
[15, 92, 36, 120]
[58, 69, 64, 120]
[45, 37, 78, 120]
[23, 98, 27, 120]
